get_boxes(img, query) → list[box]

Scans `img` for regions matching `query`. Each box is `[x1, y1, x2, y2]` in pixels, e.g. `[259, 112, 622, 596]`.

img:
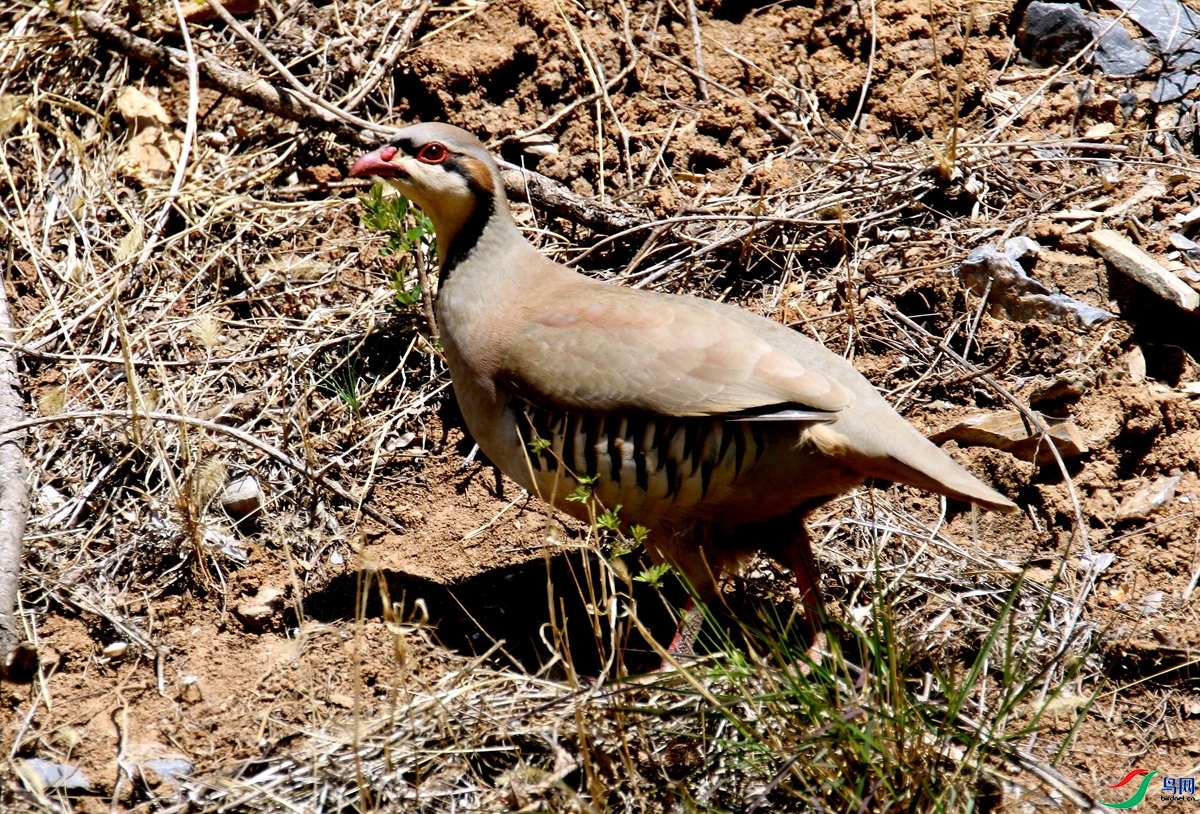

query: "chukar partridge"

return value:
[350, 122, 1016, 653]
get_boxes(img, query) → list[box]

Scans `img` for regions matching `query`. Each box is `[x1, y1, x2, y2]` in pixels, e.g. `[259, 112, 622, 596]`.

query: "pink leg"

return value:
[780, 526, 825, 624]
[779, 525, 827, 663]
[662, 596, 704, 668]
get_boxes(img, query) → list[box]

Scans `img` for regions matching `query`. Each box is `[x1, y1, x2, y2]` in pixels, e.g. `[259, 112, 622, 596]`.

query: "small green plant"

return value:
[318, 360, 364, 420]
[633, 561, 672, 589]
[358, 183, 436, 312]
[566, 473, 599, 504]
[388, 270, 423, 309]
[597, 508, 650, 558]
[358, 183, 434, 256]
[596, 506, 622, 533]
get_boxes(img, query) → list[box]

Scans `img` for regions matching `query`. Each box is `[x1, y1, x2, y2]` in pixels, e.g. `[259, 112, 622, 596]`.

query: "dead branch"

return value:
[73, 9, 646, 235]
[341, 0, 433, 111]
[0, 269, 31, 680]
[498, 163, 645, 233]
[76, 10, 362, 139]
[200, 0, 390, 137]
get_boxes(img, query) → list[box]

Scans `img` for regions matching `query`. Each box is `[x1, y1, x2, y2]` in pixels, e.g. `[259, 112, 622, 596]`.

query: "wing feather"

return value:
[497, 284, 852, 419]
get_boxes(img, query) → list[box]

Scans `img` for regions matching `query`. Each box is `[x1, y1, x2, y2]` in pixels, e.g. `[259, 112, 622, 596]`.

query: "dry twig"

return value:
[0, 268, 31, 679]
[73, 8, 646, 236]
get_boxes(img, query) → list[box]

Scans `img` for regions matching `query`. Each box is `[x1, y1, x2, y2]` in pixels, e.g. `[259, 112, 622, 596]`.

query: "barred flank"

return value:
[518, 402, 760, 502]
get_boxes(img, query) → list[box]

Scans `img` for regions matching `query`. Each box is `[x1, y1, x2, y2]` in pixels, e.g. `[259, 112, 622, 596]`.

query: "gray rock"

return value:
[1092, 16, 1153, 77]
[1107, 0, 1200, 62]
[1115, 475, 1182, 521]
[1107, 0, 1200, 100]
[20, 758, 92, 792]
[1006, 235, 1042, 269]
[959, 242, 1116, 327]
[1118, 91, 1139, 119]
[139, 758, 194, 788]
[221, 475, 264, 520]
[1018, 2, 1151, 78]
[1152, 71, 1200, 104]
[1018, 3, 1094, 68]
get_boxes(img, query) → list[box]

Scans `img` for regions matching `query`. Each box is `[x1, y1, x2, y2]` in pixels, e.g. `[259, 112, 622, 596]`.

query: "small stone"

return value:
[180, 678, 203, 703]
[38, 483, 65, 511]
[101, 641, 128, 660]
[1118, 92, 1139, 119]
[235, 585, 286, 626]
[1005, 235, 1042, 269]
[1018, 3, 1094, 68]
[524, 142, 559, 159]
[1127, 346, 1147, 383]
[1170, 233, 1200, 253]
[139, 758, 193, 789]
[1029, 373, 1088, 406]
[1140, 590, 1164, 616]
[1092, 15, 1152, 77]
[1090, 229, 1200, 312]
[1078, 551, 1116, 573]
[959, 243, 1115, 327]
[1177, 205, 1200, 227]
[1115, 475, 1181, 521]
[932, 410, 1088, 465]
[19, 758, 92, 792]
[389, 431, 417, 451]
[1107, 0, 1200, 99]
[221, 475, 264, 520]
[1015, 3, 1149, 77]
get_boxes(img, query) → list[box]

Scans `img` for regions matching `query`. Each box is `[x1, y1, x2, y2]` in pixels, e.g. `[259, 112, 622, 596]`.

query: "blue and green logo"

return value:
[1101, 769, 1157, 808]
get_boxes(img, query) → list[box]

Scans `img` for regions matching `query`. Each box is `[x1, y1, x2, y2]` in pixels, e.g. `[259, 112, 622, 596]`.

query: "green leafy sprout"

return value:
[358, 183, 436, 311]
[566, 473, 599, 504]
[633, 562, 672, 588]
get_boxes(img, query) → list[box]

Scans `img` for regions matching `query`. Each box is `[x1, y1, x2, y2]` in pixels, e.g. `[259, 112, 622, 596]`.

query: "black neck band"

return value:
[441, 170, 497, 278]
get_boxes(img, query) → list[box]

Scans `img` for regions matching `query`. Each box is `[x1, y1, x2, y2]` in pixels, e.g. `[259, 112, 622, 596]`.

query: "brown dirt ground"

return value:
[4, 0, 1200, 809]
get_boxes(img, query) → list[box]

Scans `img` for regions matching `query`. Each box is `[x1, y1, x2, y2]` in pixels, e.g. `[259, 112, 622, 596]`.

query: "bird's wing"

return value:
[497, 284, 852, 418]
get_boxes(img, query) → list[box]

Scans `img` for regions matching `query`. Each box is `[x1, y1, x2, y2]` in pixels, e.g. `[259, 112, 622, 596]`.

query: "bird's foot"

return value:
[797, 630, 827, 676]
[654, 598, 705, 671]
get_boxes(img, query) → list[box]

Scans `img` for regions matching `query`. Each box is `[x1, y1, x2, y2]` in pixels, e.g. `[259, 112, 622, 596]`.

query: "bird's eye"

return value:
[417, 143, 449, 164]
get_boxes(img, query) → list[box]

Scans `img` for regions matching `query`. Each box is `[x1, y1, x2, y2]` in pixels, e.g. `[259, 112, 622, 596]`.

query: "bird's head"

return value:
[350, 122, 509, 269]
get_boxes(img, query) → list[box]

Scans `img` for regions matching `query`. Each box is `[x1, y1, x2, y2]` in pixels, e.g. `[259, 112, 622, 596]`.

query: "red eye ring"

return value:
[416, 142, 449, 164]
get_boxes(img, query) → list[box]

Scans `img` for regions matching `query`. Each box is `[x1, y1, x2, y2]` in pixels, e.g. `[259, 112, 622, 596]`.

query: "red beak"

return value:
[349, 145, 400, 178]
